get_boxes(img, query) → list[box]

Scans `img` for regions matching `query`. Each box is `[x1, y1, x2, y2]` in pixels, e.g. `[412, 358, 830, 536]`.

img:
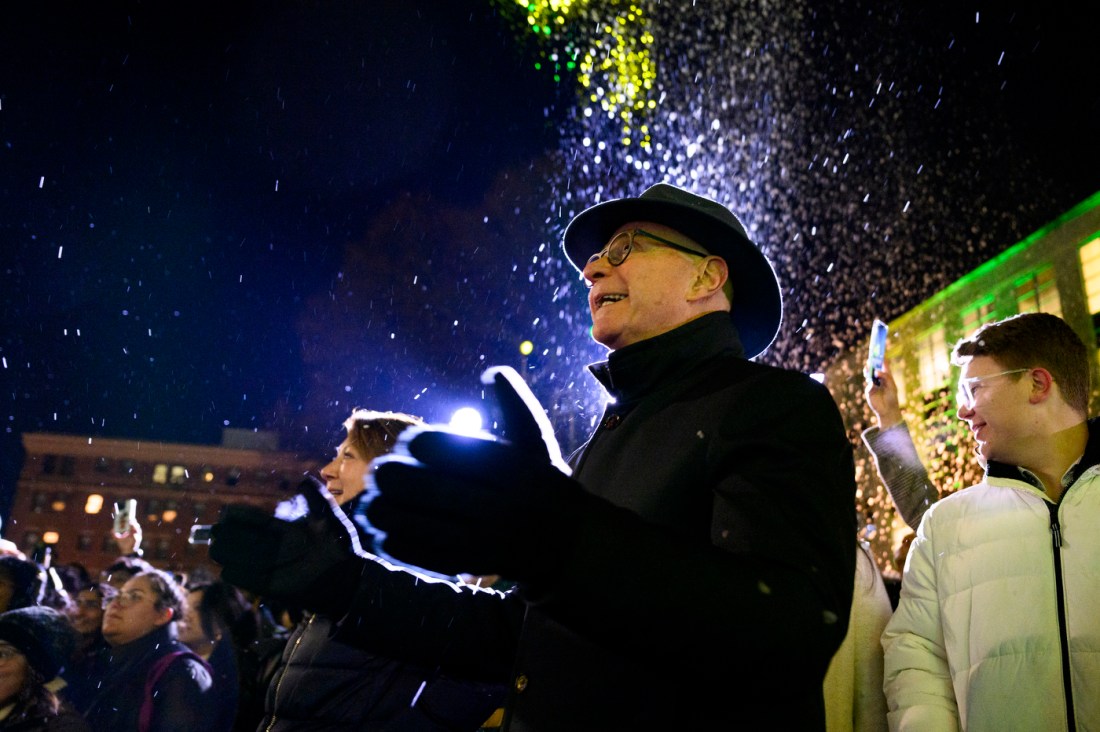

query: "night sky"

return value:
[2, 1, 1098, 480]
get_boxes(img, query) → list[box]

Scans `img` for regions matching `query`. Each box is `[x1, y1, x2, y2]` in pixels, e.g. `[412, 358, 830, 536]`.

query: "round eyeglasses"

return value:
[585, 228, 708, 270]
[956, 368, 1029, 408]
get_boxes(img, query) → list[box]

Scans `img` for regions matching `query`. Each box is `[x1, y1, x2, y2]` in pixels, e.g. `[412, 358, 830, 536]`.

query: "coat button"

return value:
[602, 413, 622, 429]
[514, 673, 528, 693]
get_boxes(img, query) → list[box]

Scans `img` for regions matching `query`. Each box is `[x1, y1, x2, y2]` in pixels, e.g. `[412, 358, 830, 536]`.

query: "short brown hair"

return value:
[952, 313, 1090, 415]
[343, 409, 423, 459]
[133, 568, 187, 622]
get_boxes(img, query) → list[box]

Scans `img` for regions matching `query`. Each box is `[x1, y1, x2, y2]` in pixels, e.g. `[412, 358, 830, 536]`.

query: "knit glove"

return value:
[364, 366, 589, 584]
[209, 476, 363, 609]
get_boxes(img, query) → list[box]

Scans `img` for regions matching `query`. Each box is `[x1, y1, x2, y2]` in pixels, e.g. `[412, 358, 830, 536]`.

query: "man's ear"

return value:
[1029, 367, 1056, 404]
[690, 257, 729, 301]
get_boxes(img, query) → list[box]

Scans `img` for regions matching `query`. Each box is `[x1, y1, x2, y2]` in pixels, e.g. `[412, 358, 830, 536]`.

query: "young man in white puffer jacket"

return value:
[882, 312, 1100, 731]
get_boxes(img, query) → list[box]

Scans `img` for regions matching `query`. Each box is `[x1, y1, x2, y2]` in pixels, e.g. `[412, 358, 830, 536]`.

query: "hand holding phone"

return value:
[867, 319, 888, 386]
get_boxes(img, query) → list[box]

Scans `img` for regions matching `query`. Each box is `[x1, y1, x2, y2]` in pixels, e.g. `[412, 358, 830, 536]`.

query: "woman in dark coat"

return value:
[0, 606, 89, 732]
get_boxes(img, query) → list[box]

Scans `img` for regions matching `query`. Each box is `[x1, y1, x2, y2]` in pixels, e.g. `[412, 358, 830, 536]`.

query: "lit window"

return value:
[1015, 266, 1061, 317]
[85, 494, 105, 514]
[152, 464, 168, 484]
[961, 296, 996, 336]
[169, 465, 187, 485]
[916, 326, 950, 394]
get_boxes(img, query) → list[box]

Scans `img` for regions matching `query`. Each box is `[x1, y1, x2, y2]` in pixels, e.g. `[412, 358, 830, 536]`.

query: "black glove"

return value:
[364, 366, 588, 584]
[209, 476, 364, 609]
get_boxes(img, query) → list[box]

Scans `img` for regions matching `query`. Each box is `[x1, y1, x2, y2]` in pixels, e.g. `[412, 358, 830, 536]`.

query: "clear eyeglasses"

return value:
[956, 368, 1029, 408]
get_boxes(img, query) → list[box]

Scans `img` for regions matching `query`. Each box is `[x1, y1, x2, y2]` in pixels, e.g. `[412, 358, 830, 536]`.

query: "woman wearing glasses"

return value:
[82, 568, 217, 732]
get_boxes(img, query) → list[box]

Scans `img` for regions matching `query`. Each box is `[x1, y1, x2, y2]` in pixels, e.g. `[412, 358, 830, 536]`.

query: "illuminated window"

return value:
[152, 464, 168, 484]
[915, 326, 951, 395]
[961, 296, 997, 337]
[169, 465, 187, 485]
[85, 494, 105, 514]
[1015, 266, 1061, 317]
[1079, 237, 1100, 344]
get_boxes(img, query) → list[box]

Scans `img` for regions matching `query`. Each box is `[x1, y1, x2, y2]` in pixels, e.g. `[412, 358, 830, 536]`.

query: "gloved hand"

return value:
[363, 366, 589, 585]
[209, 476, 364, 609]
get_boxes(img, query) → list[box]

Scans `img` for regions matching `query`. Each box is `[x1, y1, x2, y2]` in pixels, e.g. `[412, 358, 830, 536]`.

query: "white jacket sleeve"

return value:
[880, 513, 960, 731]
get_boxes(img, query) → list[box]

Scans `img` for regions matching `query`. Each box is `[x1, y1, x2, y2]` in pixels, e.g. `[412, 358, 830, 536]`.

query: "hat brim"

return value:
[562, 197, 782, 359]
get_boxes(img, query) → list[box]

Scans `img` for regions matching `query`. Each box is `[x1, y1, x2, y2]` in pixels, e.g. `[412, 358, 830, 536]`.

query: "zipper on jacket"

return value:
[264, 615, 313, 732]
[1047, 501, 1076, 732]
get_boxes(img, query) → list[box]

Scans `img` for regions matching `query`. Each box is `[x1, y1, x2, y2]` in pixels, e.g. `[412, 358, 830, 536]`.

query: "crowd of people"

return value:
[2, 185, 1097, 731]
[0, 509, 286, 732]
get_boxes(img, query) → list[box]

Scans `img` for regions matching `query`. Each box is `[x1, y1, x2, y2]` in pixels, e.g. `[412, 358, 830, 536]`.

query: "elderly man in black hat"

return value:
[359, 183, 858, 730]
[208, 183, 857, 731]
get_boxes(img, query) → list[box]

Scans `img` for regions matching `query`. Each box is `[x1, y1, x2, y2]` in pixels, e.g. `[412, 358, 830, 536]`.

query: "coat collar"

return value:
[587, 312, 745, 403]
[985, 416, 1100, 488]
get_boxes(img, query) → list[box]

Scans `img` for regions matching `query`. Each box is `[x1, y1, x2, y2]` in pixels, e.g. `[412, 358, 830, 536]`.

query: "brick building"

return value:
[4, 429, 315, 578]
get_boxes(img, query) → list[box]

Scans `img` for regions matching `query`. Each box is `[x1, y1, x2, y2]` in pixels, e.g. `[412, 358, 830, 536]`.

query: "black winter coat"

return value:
[334, 314, 856, 731]
[503, 313, 857, 731]
[260, 608, 507, 731]
[83, 624, 216, 732]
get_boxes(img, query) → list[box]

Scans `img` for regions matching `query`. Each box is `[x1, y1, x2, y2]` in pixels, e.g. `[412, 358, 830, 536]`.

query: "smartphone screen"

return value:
[189, 524, 214, 545]
[113, 499, 137, 535]
[867, 319, 888, 385]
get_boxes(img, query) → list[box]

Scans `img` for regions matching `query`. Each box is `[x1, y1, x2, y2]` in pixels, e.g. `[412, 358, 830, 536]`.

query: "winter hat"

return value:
[0, 606, 77, 679]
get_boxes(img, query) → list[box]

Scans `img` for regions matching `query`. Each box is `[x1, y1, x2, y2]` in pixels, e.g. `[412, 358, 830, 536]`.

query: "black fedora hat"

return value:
[562, 183, 783, 359]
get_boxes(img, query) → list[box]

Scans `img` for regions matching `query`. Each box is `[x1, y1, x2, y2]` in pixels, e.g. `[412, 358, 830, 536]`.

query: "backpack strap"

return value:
[138, 650, 213, 732]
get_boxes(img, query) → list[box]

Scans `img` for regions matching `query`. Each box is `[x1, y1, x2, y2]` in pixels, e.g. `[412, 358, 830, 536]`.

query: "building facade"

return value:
[5, 429, 315, 578]
[825, 191, 1100, 571]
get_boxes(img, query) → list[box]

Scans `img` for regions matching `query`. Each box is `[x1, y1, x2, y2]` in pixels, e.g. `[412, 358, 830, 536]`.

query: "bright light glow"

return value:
[162, 509, 178, 523]
[809, 372, 825, 383]
[43, 531, 59, 544]
[85, 495, 104, 514]
[449, 407, 484, 434]
[519, 340, 534, 356]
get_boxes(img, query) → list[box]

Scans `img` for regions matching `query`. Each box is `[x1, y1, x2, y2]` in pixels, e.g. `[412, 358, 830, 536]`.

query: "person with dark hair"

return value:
[0, 605, 88, 731]
[58, 583, 114, 715]
[83, 568, 216, 732]
[883, 312, 1100, 729]
[97, 556, 154, 592]
[178, 580, 255, 732]
[0, 557, 43, 614]
[211, 409, 511, 731]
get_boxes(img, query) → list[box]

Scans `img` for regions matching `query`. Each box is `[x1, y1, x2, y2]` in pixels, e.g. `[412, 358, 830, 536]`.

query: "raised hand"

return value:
[363, 366, 588, 584]
[209, 476, 364, 608]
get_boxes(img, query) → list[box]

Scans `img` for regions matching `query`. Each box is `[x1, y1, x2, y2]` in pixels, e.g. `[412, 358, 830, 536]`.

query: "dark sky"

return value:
[2, 1, 1098, 474]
